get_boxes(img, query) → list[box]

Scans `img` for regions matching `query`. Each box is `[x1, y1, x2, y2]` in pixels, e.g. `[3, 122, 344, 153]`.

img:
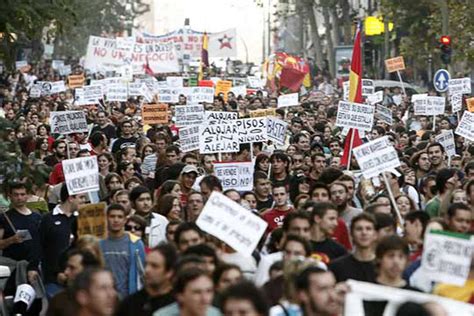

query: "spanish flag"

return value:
[341, 22, 364, 167]
[198, 32, 209, 81]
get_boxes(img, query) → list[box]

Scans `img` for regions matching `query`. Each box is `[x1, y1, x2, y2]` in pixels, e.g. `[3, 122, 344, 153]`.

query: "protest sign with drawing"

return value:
[353, 136, 401, 179]
[277, 93, 299, 107]
[335, 101, 375, 131]
[77, 203, 107, 238]
[199, 124, 240, 154]
[214, 162, 254, 191]
[50, 111, 88, 134]
[235, 118, 268, 144]
[214, 80, 232, 98]
[267, 117, 288, 145]
[205, 111, 238, 125]
[421, 230, 473, 286]
[63, 156, 100, 195]
[435, 130, 456, 158]
[196, 192, 267, 256]
[142, 104, 168, 125]
[375, 105, 393, 125]
[455, 111, 474, 142]
[175, 105, 205, 127]
[179, 125, 200, 153]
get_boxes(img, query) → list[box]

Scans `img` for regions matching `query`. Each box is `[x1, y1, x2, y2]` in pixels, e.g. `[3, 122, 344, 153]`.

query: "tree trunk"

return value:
[322, 5, 335, 77]
[306, 1, 324, 71]
[329, 5, 341, 46]
[339, 0, 352, 44]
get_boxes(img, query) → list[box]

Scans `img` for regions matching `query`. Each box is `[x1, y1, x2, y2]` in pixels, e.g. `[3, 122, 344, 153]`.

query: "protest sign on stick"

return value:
[63, 156, 100, 195]
[142, 104, 168, 125]
[214, 162, 254, 191]
[77, 203, 107, 239]
[175, 105, 205, 127]
[50, 111, 88, 134]
[204, 111, 238, 125]
[449, 78, 471, 95]
[455, 111, 474, 142]
[267, 117, 288, 145]
[375, 105, 393, 125]
[385, 56, 406, 95]
[335, 101, 375, 131]
[196, 192, 267, 256]
[179, 125, 200, 153]
[277, 93, 299, 108]
[68, 74, 85, 89]
[435, 130, 456, 159]
[235, 118, 268, 144]
[199, 124, 239, 154]
[366, 90, 384, 105]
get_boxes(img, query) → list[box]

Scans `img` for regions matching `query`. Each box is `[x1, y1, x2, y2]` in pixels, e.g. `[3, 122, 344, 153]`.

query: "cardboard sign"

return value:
[345, 280, 474, 316]
[68, 75, 85, 89]
[449, 78, 471, 95]
[142, 104, 168, 125]
[435, 130, 456, 158]
[214, 80, 232, 97]
[375, 105, 393, 125]
[367, 91, 384, 105]
[250, 108, 277, 118]
[335, 101, 375, 131]
[385, 56, 405, 73]
[185, 87, 215, 103]
[106, 83, 128, 102]
[205, 111, 239, 125]
[199, 124, 239, 154]
[267, 117, 288, 145]
[467, 98, 474, 113]
[77, 203, 107, 238]
[63, 156, 100, 195]
[450, 93, 463, 113]
[235, 118, 267, 143]
[421, 230, 473, 286]
[50, 111, 88, 134]
[196, 192, 267, 256]
[175, 105, 205, 127]
[414, 95, 446, 116]
[277, 93, 299, 107]
[455, 111, 474, 142]
[179, 125, 200, 152]
[214, 162, 255, 191]
[353, 136, 401, 179]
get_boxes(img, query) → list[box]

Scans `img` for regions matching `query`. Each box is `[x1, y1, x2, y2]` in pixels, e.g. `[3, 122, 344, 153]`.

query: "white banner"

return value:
[278, 93, 299, 107]
[63, 156, 100, 195]
[345, 280, 474, 316]
[267, 117, 288, 145]
[335, 101, 375, 131]
[214, 162, 254, 191]
[179, 125, 200, 152]
[205, 111, 239, 125]
[175, 105, 205, 127]
[196, 192, 267, 256]
[435, 130, 456, 158]
[235, 118, 267, 143]
[353, 136, 401, 179]
[456, 111, 474, 142]
[199, 124, 239, 154]
[413, 95, 446, 115]
[449, 77, 471, 95]
[375, 105, 393, 125]
[421, 230, 473, 286]
[50, 111, 88, 134]
[106, 83, 128, 102]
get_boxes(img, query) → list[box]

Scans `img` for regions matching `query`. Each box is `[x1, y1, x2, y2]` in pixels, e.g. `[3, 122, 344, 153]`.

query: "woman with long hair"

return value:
[28, 137, 50, 163]
[156, 194, 182, 221]
[98, 152, 115, 177]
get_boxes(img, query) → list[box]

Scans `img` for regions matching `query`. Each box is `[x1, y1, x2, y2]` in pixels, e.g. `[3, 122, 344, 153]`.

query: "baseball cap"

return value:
[181, 164, 198, 175]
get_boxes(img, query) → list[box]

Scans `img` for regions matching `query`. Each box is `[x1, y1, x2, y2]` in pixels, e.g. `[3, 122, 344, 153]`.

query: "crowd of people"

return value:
[0, 60, 473, 316]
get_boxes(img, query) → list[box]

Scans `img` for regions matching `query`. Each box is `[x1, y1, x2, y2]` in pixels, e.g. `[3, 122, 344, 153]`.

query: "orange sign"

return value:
[78, 203, 107, 238]
[467, 98, 474, 113]
[142, 104, 169, 125]
[215, 80, 232, 95]
[68, 74, 85, 89]
[385, 56, 405, 73]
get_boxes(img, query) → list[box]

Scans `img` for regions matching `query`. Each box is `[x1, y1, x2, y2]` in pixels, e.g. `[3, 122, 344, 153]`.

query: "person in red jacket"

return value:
[261, 184, 294, 232]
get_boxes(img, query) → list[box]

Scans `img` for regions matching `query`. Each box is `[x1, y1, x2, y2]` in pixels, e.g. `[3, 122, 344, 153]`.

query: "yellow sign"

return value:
[68, 74, 85, 89]
[365, 16, 394, 36]
[215, 80, 233, 101]
[78, 203, 107, 238]
[385, 56, 405, 73]
[250, 108, 277, 118]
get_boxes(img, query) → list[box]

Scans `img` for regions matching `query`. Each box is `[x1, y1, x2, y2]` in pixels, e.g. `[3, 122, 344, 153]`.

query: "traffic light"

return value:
[439, 35, 452, 65]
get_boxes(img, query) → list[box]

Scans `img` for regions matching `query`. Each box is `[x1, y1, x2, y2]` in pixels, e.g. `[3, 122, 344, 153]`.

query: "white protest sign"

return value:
[247, 76, 263, 88]
[15, 61, 28, 70]
[414, 95, 445, 115]
[435, 130, 456, 158]
[361, 79, 375, 96]
[166, 76, 183, 88]
[52, 60, 64, 70]
[343, 81, 349, 101]
[456, 111, 474, 142]
[156, 88, 180, 103]
[184, 87, 215, 104]
[50, 111, 88, 134]
[450, 93, 463, 113]
[367, 91, 384, 105]
[29, 85, 42, 98]
[141, 154, 157, 176]
[199, 124, 239, 153]
[82, 85, 103, 104]
[214, 162, 254, 191]
[267, 117, 288, 145]
[277, 93, 299, 107]
[345, 280, 474, 316]
[59, 65, 72, 76]
[106, 83, 128, 102]
[179, 125, 200, 152]
[62, 156, 100, 195]
[353, 136, 401, 179]
[175, 105, 205, 127]
[335, 101, 375, 131]
[127, 82, 146, 97]
[235, 118, 268, 143]
[449, 77, 471, 95]
[230, 85, 247, 97]
[205, 111, 239, 125]
[50, 81, 67, 94]
[421, 230, 473, 286]
[118, 64, 134, 82]
[196, 192, 267, 256]
[375, 105, 393, 125]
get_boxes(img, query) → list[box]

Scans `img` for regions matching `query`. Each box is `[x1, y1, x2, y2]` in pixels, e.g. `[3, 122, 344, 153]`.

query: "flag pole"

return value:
[346, 130, 355, 171]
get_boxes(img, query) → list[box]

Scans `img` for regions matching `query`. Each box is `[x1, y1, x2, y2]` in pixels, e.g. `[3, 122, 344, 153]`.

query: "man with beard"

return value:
[111, 120, 138, 153]
[44, 139, 67, 167]
[427, 142, 447, 172]
[308, 153, 326, 188]
[410, 151, 431, 182]
[116, 244, 177, 316]
[329, 182, 362, 230]
[91, 111, 117, 143]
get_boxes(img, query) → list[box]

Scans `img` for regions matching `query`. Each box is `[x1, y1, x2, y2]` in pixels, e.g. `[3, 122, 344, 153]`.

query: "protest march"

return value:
[0, 1, 473, 316]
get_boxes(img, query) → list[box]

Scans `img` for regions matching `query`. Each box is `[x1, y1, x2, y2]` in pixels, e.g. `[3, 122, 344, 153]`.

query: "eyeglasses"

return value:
[125, 225, 141, 231]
